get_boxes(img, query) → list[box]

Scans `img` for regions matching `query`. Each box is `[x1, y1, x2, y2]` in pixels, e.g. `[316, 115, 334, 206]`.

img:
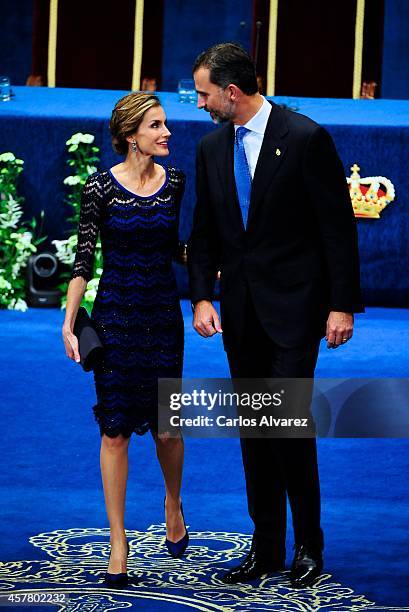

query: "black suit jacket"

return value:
[187, 102, 364, 349]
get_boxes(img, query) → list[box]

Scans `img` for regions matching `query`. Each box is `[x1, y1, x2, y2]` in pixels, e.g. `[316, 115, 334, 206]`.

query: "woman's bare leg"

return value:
[100, 433, 131, 572]
[153, 433, 186, 542]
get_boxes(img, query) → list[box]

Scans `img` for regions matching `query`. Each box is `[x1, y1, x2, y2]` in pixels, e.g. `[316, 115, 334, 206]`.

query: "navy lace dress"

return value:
[71, 167, 185, 438]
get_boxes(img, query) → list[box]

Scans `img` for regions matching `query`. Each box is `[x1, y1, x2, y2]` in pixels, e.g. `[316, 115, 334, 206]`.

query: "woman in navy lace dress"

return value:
[62, 93, 188, 586]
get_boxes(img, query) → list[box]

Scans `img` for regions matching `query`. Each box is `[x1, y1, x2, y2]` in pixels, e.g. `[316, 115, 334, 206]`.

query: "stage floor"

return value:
[0, 302, 408, 610]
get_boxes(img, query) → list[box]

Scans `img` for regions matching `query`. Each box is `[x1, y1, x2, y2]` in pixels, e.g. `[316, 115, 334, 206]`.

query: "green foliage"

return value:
[0, 153, 46, 311]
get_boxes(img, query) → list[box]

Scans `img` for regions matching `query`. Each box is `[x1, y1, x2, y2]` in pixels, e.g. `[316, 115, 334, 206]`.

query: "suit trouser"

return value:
[226, 292, 323, 562]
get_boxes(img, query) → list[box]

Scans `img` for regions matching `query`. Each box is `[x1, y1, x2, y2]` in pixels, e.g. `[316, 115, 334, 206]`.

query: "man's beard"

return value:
[205, 105, 234, 124]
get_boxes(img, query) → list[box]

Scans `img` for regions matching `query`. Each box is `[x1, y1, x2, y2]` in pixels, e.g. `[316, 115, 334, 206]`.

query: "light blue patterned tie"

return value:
[234, 126, 252, 229]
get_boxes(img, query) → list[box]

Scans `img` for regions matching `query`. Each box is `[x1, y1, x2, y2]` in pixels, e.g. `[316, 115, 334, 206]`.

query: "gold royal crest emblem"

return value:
[347, 163, 395, 219]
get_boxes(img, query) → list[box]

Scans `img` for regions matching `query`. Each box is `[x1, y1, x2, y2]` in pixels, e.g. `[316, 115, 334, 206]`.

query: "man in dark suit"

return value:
[188, 43, 363, 588]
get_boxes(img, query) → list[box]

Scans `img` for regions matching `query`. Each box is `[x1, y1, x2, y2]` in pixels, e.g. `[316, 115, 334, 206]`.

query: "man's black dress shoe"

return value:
[290, 544, 323, 588]
[220, 550, 285, 584]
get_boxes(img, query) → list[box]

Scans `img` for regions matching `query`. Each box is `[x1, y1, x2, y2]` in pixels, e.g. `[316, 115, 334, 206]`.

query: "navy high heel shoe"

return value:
[104, 540, 129, 588]
[164, 497, 189, 558]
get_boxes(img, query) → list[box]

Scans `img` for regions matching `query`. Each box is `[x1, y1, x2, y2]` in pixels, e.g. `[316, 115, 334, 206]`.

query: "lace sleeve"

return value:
[70, 173, 103, 282]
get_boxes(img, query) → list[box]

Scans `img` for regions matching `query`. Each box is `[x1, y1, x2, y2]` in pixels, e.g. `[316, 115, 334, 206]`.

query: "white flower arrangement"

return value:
[54, 133, 101, 309]
[0, 152, 44, 311]
[66, 133, 95, 153]
[66, 133, 95, 146]
[52, 235, 78, 265]
[84, 277, 101, 302]
[0, 194, 23, 229]
[0, 274, 12, 290]
[7, 297, 28, 312]
[0, 152, 16, 163]
[63, 175, 81, 186]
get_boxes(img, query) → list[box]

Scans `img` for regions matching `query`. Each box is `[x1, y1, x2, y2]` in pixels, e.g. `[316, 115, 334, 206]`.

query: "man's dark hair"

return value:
[192, 43, 258, 95]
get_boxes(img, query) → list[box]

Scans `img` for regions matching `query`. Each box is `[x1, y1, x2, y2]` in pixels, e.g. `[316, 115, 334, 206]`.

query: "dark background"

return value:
[0, 0, 408, 98]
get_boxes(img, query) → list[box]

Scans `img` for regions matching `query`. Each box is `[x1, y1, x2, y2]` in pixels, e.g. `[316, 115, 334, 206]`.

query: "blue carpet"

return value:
[1, 303, 409, 611]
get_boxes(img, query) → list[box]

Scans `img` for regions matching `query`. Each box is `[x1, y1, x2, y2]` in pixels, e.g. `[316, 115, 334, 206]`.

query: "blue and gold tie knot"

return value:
[236, 125, 250, 145]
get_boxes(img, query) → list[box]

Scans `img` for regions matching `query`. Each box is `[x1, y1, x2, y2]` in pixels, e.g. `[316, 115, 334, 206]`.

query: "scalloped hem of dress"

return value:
[92, 404, 154, 438]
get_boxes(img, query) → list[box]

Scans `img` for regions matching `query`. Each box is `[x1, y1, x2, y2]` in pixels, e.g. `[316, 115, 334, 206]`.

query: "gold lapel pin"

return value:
[275, 148, 281, 156]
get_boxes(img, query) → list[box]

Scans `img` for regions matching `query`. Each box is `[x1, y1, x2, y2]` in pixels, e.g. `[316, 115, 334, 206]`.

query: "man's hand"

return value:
[193, 300, 223, 337]
[326, 311, 354, 349]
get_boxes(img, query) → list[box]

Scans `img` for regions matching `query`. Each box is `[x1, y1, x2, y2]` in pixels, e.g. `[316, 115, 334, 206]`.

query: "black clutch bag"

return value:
[73, 306, 104, 372]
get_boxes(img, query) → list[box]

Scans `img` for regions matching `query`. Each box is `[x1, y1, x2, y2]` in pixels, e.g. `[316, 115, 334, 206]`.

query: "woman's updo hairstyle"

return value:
[109, 92, 161, 155]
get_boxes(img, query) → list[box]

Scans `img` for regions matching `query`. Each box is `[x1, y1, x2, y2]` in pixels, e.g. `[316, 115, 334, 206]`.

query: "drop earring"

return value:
[131, 140, 138, 153]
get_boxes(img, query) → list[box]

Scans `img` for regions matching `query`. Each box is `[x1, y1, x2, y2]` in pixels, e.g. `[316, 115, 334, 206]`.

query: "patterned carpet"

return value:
[2, 526, 408, 611]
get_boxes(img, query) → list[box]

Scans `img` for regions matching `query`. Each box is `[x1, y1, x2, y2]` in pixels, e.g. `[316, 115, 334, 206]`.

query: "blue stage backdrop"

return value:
[0, 87, 409, 306]
[0, 0, 32, 86]
[161, 0, 252, 91]
[1, 0, 409, 98]
[382, 0, 409, 100]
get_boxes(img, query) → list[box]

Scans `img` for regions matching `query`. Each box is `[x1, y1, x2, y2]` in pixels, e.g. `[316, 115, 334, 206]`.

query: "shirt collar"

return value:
[234, 96, 272, 135]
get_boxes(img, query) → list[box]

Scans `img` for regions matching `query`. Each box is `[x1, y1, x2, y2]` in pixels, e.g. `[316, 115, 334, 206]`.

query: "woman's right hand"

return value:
[62, 325, 81, 363]
[62, 277, 87, 364]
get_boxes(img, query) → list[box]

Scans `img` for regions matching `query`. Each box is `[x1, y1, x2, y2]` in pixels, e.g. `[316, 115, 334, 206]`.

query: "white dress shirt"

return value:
[234, 96, 272, 179]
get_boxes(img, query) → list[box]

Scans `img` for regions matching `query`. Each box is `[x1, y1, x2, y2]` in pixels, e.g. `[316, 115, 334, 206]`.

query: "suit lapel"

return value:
[247, 103, 289, 226]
